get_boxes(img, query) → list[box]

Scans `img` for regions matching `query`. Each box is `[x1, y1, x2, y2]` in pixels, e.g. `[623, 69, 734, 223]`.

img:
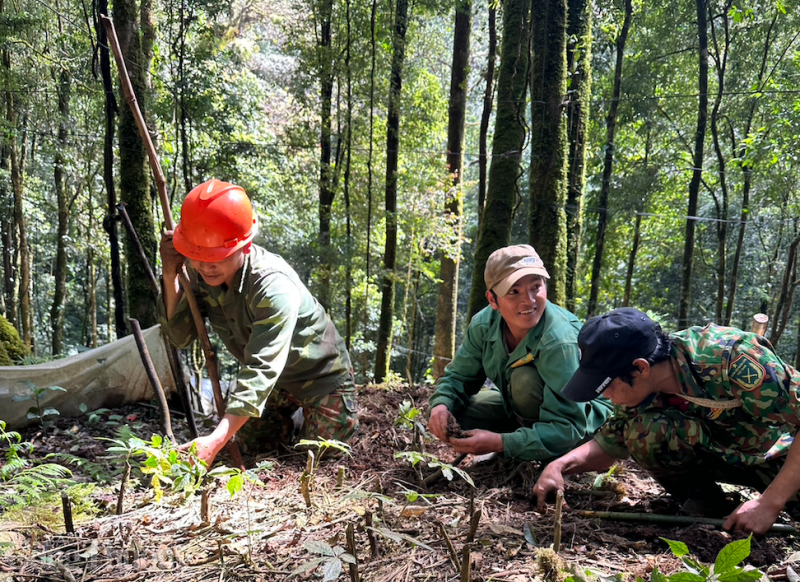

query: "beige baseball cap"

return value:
[484, 244, 550, 296]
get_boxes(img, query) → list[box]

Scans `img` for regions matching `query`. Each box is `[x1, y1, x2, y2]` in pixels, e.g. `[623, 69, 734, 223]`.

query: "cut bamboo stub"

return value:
[750, 313, 768, 336]
[553, 490, 564, 553]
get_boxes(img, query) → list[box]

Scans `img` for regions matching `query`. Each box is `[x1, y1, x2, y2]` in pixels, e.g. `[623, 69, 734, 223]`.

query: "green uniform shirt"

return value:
[429, 301, 613, 460]
[159, 245, 352, 418]
[595, 324, 800, 465]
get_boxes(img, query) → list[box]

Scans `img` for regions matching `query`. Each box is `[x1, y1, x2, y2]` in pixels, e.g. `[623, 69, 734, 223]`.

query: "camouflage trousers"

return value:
[620, 409, 800, 516]
[237, 378, 358, 454]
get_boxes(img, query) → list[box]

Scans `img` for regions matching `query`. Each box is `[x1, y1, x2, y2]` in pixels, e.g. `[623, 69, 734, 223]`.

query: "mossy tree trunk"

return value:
[374, 0, 409, 382]
[529, 0, 569, 306]
[51, 67, 71, 355]
[563, 0, 592, 312]
[587, 0, 631, 317]
[433, 0, 471, 380]
[678, 0, 708, 328]
[115, 0, 157, 329]
[467, 0, 531, 320]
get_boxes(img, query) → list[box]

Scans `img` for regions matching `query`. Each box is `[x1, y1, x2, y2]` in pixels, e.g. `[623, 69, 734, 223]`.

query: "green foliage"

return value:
[0, 315, 28, 363]
[394, 450, 474, 487]
[207, 465, 267, 499]
[11, 381, 67, 427]
[566, 536, 764, 582]
[0, 420, 72, 508]
[289, 540, 356, 581]
[138, 436, 208, 503]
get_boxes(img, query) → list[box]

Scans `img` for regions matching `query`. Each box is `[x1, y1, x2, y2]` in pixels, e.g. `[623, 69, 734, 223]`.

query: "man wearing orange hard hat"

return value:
[159, 179, 357, 466]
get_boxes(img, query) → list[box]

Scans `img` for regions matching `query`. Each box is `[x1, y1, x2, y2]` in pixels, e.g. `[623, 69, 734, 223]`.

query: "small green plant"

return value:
[79, 403, 112, 425]
[289, 540, 355, 581]
[0, 420, 72, 507]
[138, 435, 208, 503]
[395, 400, 429, 451]
[12, 381, 66, 427]
[565, 535, 763, 582]
[394, 450, 475, 488]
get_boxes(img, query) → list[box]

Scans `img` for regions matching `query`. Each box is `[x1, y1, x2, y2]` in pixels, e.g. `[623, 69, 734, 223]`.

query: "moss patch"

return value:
[0, 315, 28, 363]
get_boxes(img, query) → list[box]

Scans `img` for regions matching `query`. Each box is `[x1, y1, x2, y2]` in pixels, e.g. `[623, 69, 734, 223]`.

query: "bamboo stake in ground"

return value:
[438, 522, 461, 573]
[101, 14, 242, 469]
[466, 508, 482, 544]
[577, 510, 796, 533]
[365, 511, 380, 558]
[460, 544, 471, 582]
[116, 461, 131, 516]
[346, 522, 359, 582]
[553, 490, 563, 553]
[129, 318, 175, 443]
[61, 492, 74, 534]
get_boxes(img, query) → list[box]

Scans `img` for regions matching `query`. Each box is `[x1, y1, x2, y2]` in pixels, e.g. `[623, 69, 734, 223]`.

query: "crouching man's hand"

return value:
[532, 461, 568, 512]
[428, 404, 455, 443]
[449, 429, 503, 455]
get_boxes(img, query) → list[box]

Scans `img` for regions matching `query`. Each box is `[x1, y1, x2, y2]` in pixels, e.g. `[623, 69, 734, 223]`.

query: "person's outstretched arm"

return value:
[532, 439, 616, 511]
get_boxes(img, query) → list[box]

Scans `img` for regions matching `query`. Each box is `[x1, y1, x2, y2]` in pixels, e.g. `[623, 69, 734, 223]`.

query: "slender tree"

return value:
[433, 0, 471, 380]
[586, 0, 632, 317]
[374, 0, 410, 381]
[317, 0, 335, 311]
[529, 0, 569, 305]
[467, 0, 531, 319]
[563, 0, 592, 311]
[51, 66, 71, 355]
[477, 1, 497, 230]
[677, 0, 709, 328]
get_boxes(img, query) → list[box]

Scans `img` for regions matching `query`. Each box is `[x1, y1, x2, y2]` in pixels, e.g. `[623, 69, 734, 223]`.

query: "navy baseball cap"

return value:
[562, 308, 660, 402]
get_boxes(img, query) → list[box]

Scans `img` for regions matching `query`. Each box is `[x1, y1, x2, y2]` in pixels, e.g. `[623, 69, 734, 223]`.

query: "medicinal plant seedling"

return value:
[12, 381, 66, 427]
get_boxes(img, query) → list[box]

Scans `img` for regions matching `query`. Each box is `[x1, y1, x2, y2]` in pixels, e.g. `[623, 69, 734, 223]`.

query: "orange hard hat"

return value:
[172, 179, 258, 262]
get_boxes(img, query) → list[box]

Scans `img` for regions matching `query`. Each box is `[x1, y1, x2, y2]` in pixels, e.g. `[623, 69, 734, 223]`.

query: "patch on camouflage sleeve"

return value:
[729, 353, 766, 391]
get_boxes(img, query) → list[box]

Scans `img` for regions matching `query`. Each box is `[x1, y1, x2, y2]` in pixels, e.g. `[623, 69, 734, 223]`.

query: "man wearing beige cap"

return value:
[428, 244, 612, 461]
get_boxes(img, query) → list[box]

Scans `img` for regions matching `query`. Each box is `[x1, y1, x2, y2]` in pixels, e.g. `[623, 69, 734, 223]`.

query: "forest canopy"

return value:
[1, 0, 800, 382]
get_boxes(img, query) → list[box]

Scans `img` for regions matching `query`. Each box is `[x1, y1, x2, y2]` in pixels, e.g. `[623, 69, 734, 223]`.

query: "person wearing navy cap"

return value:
[533, 307, 800, 535]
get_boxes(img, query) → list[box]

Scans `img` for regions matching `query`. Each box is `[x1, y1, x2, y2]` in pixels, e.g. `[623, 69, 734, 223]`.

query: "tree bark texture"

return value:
[1, 145, 15, 326]
[98, 0, 126, 339]
[115, 0, 158, 329]
[344, 0, 353, 350]
[477, 3, 497, 231]
[317, 0, 335, 312]
[678, 0, 709, 328]
[623, 213, 641, 307]
[51, 68, 71, 355]
[467, 0, 531, 320]
[529, 0, 569, 306]
[374, 0, 409, 382]
[563, 0, 592, 312]
[586, 0, 631, 318]
[433, 0, 471, 380]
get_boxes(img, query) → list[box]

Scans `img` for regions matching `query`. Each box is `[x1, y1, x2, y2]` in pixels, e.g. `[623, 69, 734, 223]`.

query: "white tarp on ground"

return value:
[0, 324, 176, 429]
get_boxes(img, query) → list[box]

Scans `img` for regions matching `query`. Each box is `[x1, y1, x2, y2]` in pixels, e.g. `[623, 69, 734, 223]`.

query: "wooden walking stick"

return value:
[101, 14, 244, 469]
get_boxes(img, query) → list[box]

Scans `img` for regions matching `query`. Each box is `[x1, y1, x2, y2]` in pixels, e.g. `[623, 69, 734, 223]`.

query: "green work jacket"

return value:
[159, 245, 351, 417]
[429, 301, 613, 460]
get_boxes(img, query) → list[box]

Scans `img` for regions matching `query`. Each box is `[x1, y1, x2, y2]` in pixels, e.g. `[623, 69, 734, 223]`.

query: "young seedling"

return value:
[295, 438, 352, 506]
[12, 381, 67, 427]
[289, 540, 356, 581]
[395, 400, 428, 452]
[394, 451, 475, 489]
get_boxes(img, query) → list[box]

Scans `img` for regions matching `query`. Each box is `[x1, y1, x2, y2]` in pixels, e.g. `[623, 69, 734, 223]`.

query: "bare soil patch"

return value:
[2, 384, 799, 581]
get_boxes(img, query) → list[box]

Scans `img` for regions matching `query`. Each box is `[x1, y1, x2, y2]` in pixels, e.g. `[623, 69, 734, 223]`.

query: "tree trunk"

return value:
[317, 0, 335, 312]
[677, 0, 709, 328]
[88, 190, 98, 349]
[529, 0, 569, 305]
[374, 0, 410, 382]
[364, 0, 377, 342]
[586, 0, 631, 317]
[115, 0, 158, 328]
[1, 145, 14, 326]
[623, 212, 641, 307]
[433, 0, 471, 380]
[51, 68, 71, 355]
[343, 0, 352, 350]
[477, 3, 497, 231]
[98, 0, 127, 339]
[708, 0, 733, 325]
[770, 236, 800, 347]
[563, 0, 592, 312]
[467, 0, 531, 320]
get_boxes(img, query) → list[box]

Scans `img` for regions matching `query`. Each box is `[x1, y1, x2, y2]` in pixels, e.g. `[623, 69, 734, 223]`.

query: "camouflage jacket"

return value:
[159, 245, 352, 417]
[595, 324, 800, 466]
[429, 301, 613, 460]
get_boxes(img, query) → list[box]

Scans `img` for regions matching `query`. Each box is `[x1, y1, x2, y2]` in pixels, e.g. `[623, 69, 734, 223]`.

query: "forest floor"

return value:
[2, 384, 800, 582]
